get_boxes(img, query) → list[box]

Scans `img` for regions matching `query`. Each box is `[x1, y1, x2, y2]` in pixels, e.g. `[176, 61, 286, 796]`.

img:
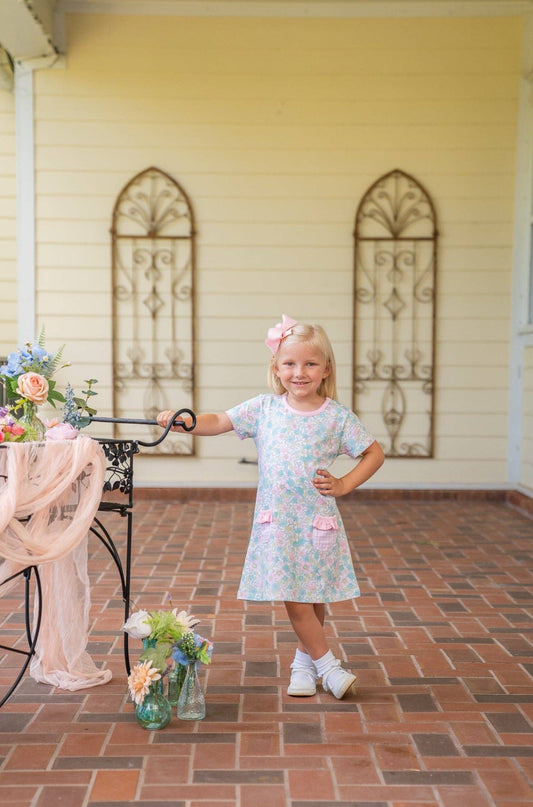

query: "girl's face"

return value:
[274, 340, 330, 410]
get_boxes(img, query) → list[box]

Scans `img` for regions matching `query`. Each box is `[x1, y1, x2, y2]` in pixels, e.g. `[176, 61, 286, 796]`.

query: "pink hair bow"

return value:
[265, 314, 298, 355]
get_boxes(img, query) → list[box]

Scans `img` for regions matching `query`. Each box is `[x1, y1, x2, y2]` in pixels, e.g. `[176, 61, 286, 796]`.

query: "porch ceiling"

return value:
[0, 0, 58, 62]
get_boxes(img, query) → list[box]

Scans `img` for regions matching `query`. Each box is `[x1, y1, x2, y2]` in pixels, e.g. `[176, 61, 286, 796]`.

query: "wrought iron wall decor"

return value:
[353, 169, 437, 458]
[111, 166, 196, 454]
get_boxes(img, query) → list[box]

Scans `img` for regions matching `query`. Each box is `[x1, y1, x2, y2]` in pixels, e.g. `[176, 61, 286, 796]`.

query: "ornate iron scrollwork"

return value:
[111, 167, 195, 454]
[353, 169, 437, 458]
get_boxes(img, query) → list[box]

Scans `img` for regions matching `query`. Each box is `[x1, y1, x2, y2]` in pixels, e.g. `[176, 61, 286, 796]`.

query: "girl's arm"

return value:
[313, 440, 385, 498]
[157, 410, 234, 436]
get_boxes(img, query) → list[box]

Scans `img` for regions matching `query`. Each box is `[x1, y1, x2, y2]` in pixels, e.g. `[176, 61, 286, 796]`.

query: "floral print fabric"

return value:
[226, 394, 375, 603]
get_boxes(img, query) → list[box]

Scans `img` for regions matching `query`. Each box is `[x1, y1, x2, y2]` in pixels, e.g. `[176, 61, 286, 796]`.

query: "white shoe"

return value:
[287, 664, 318, 696]
[321, 660, 357, 699]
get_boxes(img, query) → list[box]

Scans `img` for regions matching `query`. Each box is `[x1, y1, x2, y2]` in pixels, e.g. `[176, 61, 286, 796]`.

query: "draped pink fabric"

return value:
[0, 436, 112, 690]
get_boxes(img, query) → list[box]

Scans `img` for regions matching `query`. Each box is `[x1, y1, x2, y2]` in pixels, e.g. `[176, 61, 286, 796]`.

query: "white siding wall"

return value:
[0, 89, 17, 353]
[32, 13, 521, 486]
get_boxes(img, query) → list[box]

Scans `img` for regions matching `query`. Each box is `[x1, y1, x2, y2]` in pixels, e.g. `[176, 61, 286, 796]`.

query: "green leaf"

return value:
[84, 379, 98, 385]
[5, 377, 18, 397]
[139, 642, 171, 673]
[197, 641, 212, 665]
[47, 345, 65, 375]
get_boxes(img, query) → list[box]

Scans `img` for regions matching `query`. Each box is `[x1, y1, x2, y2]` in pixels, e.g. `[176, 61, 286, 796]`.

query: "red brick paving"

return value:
[0, 494, 532, 806]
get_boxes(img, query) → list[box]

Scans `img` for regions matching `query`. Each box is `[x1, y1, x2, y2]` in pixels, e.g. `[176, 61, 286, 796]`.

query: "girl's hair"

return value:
[267, 322, 338, 400]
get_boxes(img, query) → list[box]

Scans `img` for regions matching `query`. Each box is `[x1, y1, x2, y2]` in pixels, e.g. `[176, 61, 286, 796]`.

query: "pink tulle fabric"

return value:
[0, 436, 112, 691]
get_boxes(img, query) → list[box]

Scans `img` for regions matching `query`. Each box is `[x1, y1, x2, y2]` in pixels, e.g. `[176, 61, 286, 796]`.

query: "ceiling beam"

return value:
[0, 0, 58, 62]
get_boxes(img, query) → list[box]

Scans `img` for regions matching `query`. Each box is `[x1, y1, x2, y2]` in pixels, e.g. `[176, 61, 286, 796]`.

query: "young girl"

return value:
[157, 314, 384, 699]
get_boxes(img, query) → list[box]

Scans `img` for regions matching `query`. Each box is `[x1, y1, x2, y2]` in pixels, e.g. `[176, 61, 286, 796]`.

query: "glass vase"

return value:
[167, 665, 187, 707]
[177, 662, 206, 720]
[134, 680, 172, 730]
[17, 401, 45, 442]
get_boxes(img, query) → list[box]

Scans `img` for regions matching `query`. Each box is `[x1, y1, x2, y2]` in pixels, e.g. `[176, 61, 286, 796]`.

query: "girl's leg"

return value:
[285, 601, 328, 659]
[285, 601, 357, 700]
[285, 601, 324, 697]
[295, 603, 325, 652]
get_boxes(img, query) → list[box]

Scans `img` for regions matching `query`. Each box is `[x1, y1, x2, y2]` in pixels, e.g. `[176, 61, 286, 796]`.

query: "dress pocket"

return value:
[311, 514, 338, 551]
[256, 509, 272, 540]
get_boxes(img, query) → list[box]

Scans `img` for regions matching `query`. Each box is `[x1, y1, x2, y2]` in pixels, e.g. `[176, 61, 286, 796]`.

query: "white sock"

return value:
[312, 649, 336, 677]
[293, 648, 314, 667]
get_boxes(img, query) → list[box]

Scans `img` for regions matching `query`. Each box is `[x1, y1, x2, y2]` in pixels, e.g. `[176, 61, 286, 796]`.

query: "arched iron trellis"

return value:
[353, 169, 437, 458]
[111, 166, 195, 455]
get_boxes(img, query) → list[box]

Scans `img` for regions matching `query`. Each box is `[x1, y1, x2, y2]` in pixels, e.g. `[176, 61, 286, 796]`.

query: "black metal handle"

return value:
[89, 409, 196, 448]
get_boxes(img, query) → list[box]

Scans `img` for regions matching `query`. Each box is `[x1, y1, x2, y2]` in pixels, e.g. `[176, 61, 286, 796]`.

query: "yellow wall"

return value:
[32, 13, 521, 486]
[0, 88, 17, 354]
[523, 345, 533, 494]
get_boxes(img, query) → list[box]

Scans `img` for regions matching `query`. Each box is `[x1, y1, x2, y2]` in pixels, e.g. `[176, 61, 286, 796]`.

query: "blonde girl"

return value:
[158, 314, 384, 698]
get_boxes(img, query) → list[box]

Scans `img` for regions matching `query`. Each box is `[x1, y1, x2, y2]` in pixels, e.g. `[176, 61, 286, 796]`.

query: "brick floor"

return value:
[0, 495, 532, 807]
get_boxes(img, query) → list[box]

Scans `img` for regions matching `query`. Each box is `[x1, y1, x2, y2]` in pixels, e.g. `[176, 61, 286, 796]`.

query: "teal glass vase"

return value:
[134, 680, 172, 730]
[177, 662, 206, 720]
[142, 637, 157, 651]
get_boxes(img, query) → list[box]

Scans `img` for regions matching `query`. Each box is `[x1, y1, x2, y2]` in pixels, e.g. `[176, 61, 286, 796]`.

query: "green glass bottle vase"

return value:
[167, 665, 187, 707]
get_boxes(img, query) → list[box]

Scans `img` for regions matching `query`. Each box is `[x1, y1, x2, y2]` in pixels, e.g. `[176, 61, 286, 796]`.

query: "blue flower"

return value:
[2, 351, 25, 376]
[171, 645, 189, 667]
[30, 344, 48, 361]
[171, 632, 213, 667]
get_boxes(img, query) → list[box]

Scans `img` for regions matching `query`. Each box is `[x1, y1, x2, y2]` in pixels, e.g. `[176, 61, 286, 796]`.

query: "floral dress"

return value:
[226, 394, 375, 603]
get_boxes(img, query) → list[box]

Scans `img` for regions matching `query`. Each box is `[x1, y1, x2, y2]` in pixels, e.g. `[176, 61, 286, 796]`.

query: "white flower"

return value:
[172, 609, 200, 631]
[123, 609, 151, 639]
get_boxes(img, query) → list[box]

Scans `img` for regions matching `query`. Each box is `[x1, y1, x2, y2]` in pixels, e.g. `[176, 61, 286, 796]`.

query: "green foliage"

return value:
[139, 643, 171, 674]
[147, 610, 186, 643]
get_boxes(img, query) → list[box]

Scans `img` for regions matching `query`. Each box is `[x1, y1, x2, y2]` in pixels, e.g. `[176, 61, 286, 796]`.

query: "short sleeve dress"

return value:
[226, 393, 375, 603]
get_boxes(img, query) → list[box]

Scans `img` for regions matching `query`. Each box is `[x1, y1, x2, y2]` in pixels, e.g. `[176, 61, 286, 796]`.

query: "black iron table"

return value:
[0, 408, 195, 706]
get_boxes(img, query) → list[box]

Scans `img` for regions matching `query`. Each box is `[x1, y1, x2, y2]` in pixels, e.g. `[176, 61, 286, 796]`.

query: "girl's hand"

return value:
[156, 410, 232, 436]
[313, 468, 345, 497]
[157, 410, 187, 432]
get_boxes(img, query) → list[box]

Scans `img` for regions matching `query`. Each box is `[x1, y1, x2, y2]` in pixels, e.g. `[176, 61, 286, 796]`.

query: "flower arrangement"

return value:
[0, 331, 98, 441]
[172, 629, 214, 668]
[123, 606, 213, 710]
[0, 408, 25, 443]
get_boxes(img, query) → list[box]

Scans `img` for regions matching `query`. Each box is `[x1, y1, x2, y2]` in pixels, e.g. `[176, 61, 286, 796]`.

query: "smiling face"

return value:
[274, 340, 331, 410]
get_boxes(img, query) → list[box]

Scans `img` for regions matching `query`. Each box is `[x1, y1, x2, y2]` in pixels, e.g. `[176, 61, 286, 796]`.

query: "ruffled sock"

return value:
[293, 648, 314, 669]
[312, 649, 336, 677]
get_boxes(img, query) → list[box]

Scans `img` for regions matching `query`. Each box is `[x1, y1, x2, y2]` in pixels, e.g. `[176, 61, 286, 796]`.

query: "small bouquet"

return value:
[0, 407, 25, 443]
[124, 606, 212, 708]
[0, 330, 98, 441]
[171, 629, 214, 668]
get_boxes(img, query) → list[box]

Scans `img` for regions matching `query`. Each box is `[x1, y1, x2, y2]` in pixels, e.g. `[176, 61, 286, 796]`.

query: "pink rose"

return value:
[8, 423, 24, 436]
[45, 422, 79, 441]
[16, 372, 49, 405]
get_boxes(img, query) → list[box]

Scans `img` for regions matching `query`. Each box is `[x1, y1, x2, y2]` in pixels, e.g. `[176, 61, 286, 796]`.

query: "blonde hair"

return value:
[267, 322, 338, 400]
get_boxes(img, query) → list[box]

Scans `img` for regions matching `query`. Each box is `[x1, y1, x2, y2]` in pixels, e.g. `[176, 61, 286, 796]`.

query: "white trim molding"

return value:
[58, 0, 533, 18]
[15, 63, 36, 345]
[509, 11, 533, 485]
